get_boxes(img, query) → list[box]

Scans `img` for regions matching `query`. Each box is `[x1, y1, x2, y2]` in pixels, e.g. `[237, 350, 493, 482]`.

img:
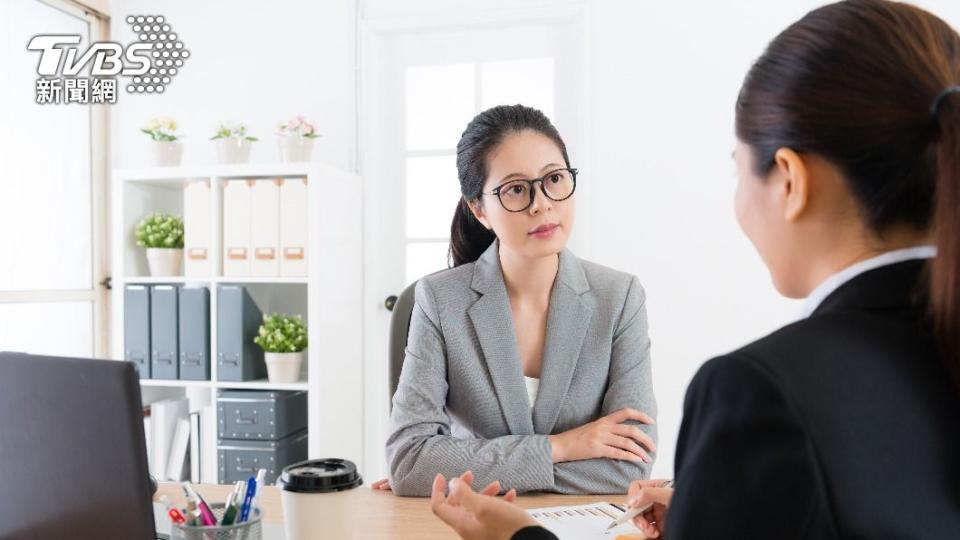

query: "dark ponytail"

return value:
[931, 90, 960, 386]
[449, 104, 570, 267]
[735, 0, 960, 389]
[450, 198, 496, 270]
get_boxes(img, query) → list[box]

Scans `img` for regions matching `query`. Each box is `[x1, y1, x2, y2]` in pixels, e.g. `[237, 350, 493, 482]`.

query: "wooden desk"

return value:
[156, 483, 645, 539]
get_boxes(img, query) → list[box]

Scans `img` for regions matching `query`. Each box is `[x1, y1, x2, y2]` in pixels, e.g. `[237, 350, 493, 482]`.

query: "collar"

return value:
[802, 245, 937, 318]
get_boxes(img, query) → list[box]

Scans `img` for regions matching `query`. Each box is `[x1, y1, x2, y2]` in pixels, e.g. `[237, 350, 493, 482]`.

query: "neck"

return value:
[806, 224, 932, 295]
[498, 245, 560, 301]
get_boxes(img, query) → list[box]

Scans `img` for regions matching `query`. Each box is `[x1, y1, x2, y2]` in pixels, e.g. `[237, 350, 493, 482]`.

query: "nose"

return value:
[528, 181, 552, 215]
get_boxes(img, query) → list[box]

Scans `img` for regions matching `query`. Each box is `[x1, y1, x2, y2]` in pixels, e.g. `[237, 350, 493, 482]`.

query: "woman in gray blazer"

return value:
[382, 105, 658, 496]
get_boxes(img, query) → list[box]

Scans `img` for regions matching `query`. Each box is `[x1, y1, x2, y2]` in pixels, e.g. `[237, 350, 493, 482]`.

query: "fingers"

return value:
[610, 424, 658, 454]
[479, 480, 502, 497]
[603, 433, 652, 463]
[605, 408, 655, 426]
[446, 477, 480, 510]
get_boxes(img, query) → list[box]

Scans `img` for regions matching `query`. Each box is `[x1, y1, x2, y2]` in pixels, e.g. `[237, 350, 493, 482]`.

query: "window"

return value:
[0, 0, 109, 357]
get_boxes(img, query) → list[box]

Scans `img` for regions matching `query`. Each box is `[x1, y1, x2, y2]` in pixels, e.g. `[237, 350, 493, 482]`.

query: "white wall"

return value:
[111, 0, 357, 171]
[110, 0, 960, 481]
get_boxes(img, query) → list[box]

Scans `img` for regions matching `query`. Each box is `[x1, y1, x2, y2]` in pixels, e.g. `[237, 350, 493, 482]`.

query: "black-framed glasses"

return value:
[484, 167, 578, 212]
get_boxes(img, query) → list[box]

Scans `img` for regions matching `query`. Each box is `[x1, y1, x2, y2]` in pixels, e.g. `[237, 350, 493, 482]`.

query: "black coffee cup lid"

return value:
[279, 458, 363, 493]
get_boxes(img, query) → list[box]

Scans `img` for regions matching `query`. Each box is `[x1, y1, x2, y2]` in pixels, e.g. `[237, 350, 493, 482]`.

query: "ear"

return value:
[772, 148, 810, 222]
[466, 199, 492, 230]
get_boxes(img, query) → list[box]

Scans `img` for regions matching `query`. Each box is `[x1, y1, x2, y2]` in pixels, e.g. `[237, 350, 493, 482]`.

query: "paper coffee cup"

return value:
[279, 458, 363, 540]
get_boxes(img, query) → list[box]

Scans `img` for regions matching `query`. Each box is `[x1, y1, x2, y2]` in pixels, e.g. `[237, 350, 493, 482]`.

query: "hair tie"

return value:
[931, 86, 960, 117]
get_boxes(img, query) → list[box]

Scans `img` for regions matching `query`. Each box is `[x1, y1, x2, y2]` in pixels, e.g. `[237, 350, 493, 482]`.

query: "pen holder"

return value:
[171, 503, 262, 540]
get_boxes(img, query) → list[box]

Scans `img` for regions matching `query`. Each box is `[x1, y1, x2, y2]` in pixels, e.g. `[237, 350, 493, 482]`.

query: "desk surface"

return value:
[156, 483, 645, 539]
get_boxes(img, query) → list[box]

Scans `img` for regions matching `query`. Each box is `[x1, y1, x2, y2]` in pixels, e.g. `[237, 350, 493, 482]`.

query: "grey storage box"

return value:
[217, 390, 307, 441]
[217, 286, 265, 381]
[151, 285, 179, 380]
[178, 286, 210, 381]
[124, 285, 151, 378]
[218, 430, 308, 486]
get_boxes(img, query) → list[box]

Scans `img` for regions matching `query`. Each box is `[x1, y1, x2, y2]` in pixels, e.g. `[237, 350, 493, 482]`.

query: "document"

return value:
[528, 502, 640, 539]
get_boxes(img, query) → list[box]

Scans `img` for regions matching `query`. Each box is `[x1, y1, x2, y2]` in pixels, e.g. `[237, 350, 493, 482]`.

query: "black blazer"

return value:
[515, 260, 960, 539]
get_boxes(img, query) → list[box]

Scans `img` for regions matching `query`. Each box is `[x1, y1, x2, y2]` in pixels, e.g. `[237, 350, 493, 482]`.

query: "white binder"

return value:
[222, 179, 252, 276]
[183, 180, 211, 277]
[251, 179, 281, 277]
[280, 177, 308, 276]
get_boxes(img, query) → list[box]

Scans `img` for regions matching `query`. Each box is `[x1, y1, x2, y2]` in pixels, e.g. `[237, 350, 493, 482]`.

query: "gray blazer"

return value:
[386, 241, 657, 496]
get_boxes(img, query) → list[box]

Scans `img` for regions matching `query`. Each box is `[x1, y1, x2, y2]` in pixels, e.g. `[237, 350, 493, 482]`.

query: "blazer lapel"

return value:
[533, 249, 593, 434]
[467, 242, 534, 435]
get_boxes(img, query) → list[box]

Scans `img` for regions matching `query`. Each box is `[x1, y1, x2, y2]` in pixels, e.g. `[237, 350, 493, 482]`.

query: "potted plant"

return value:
[211, 121, 257, 164]
[254, 313, 308, 384]
[135, 212, 185, 276]
[142, 116, 182, 166]
[276, 115, 321, 162]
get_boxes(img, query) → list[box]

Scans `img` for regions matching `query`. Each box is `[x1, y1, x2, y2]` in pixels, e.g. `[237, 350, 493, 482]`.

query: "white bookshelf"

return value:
[110, 162, 364, 480]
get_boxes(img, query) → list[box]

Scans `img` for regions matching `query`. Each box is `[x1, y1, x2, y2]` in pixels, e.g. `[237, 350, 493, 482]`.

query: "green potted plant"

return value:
[141, 116, 182, 166]
[135, 212, 185, 276]
[276, 115, 321, 162]
[211, 121, 258, 164]
[254, 313, 308, 383]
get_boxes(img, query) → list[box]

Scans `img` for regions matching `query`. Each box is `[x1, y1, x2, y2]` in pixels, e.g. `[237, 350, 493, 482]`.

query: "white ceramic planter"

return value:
[215, 137, 252, 164]
[265, 351, 305, 384]
[145, 248, 183, 277]
[152, 141, 183, 167]
[277, 135, 316, 163]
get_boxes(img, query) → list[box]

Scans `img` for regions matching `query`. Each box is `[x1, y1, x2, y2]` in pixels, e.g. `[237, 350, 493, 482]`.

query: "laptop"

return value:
[0, 352, 160, 540]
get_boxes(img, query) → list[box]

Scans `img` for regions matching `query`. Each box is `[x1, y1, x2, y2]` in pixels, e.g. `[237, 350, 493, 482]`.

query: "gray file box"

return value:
[218, 430, 308, 485]
[124, 285, 151, 378]
[150, 285, 179, 380]
[217, 286, 265, 381]
[178, 286, 210, 381]
[217, 390, 307, 440]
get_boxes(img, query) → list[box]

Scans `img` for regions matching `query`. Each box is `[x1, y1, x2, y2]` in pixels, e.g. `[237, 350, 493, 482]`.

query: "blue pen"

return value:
[239, 476, 257, 522]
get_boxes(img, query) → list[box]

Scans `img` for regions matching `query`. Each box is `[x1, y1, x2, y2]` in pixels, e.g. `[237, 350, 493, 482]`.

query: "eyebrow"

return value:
[500, 163, 564, 182]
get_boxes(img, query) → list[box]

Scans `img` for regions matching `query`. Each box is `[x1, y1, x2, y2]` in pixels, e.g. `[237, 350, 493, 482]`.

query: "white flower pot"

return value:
[277, 135, 316, 163]
[216, 137, 252, 164]
[151, 141, 183, 167]
[145, 248, 183, 277]
[265, 351, 305, 384]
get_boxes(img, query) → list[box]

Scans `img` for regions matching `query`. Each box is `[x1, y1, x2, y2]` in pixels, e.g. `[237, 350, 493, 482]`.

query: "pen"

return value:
[159, 496, 185, 524]
[181, 484, 198, 526]
[239, 476, 257, 522]
[250, 469, 266, 517]
[605, 479, 675, 531]
[183, 482, 216, 527]
[220, 491, 239, 526]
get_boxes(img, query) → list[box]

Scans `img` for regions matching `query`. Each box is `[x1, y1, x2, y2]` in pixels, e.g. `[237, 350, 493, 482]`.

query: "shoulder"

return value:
[414, 262, 477, 311]
[573, 255, 646, 315]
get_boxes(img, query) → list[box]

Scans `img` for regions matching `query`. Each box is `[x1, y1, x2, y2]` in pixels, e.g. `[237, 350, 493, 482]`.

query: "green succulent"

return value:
[135, 212, 184, 249]
[254, 313, 308, 353]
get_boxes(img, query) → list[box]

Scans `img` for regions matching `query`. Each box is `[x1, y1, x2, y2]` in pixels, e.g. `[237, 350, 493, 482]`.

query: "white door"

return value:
[361, 9, 588, 479]
[0, 0, 109, 357]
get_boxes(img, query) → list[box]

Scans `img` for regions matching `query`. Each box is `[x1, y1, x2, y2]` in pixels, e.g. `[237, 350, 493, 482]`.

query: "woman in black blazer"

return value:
[428, 0, 960, 538]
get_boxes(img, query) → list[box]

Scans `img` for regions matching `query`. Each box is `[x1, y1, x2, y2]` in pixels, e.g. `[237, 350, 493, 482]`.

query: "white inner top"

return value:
[801, 245, 937, 318]
[524, 376, 540, 408]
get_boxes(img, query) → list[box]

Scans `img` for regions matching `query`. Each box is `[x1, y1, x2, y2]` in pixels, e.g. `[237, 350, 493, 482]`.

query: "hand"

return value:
[371, 478, 392, 491]
[431, 470, 534, 540]
[548, 408, 656, 463]
[626, 479, 673, 538]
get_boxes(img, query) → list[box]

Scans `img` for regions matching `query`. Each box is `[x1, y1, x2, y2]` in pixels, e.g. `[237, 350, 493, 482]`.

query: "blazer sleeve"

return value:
[666, 353, 831, 539]
[552, 275, 657, 494]
[386, 279, 556, 496]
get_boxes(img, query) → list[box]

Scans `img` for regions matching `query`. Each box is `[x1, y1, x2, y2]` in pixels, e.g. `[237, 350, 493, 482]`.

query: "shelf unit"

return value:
[110, 162, 364, 480]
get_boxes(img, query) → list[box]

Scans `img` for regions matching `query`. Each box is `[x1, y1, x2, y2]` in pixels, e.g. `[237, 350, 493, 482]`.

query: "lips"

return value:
[529, 223, 560, 235]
